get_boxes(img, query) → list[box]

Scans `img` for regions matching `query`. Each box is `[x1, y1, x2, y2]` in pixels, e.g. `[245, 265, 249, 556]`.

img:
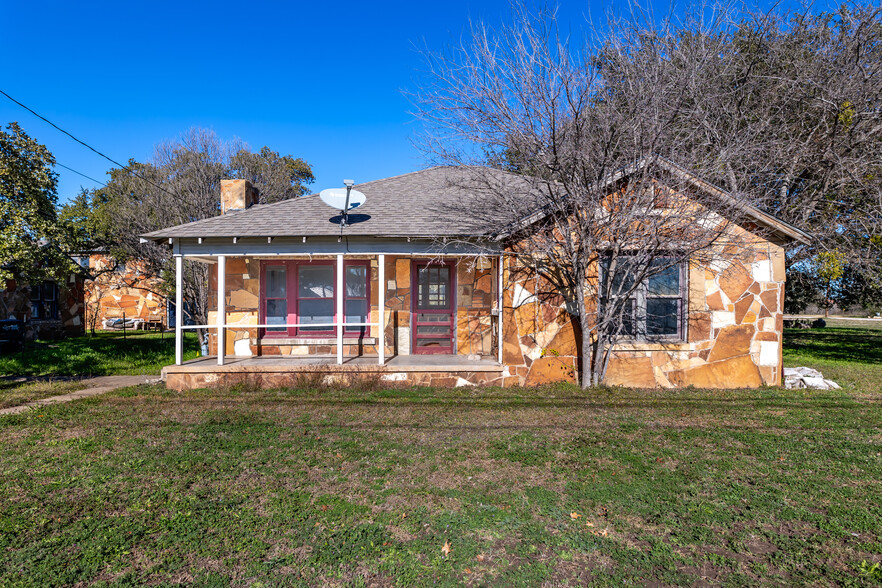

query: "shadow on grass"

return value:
[784, 327, 882, 364]
[165, 384, 865, 415]
[0, 332, 201, 377]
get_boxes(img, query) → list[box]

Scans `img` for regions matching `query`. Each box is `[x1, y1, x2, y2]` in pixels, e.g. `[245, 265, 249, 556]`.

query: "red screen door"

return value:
[412, 261, 455, 354]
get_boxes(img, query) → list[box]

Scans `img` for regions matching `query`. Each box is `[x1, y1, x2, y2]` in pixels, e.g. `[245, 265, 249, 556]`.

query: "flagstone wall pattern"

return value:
[85, 255, 167, 330]
[202, 226, 785, 388]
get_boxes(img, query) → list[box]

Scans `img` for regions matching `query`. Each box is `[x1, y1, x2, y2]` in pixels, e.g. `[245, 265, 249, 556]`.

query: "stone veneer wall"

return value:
[499, 228, 787, 388]
[0, 274, 85, 340]
[58, 273, 86, 336]
[499, 270, 582, 387]
[85, 255, 167, 329]
[206, 256, 498, 359]
[604, 238, 786, 389]
[456, 259, 496, 357]
[199, 240, 785, 390]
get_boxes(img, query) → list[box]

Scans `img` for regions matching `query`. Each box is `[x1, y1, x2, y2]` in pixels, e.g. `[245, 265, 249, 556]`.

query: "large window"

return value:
[600, 256, 685, 340]
[260, 260, 370, 338]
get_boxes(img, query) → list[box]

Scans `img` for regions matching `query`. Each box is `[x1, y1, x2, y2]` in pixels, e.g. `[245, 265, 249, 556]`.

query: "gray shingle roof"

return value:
[143, 161, 811, 245]
[143, 166, 511, 240]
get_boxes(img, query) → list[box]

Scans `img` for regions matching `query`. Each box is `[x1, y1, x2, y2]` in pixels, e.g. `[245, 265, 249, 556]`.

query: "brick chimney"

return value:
[220, 179, 258, 214]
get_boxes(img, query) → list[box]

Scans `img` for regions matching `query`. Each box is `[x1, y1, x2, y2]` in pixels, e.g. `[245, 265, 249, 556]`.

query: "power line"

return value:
[0, 88, 179, 199]
[54, 162, 107, 188]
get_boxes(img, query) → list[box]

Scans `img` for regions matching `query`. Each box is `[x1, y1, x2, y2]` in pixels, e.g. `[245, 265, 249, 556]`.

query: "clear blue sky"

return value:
[2, 0, 823, 203]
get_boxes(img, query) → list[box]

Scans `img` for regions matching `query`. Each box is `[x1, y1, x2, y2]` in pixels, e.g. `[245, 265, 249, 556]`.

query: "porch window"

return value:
[297, 264, 335, 334]
[260, 260, 369, 337]
[264, 265, 288, 334]
[600, 256, 685, 340]
[344, 265, 368, 336]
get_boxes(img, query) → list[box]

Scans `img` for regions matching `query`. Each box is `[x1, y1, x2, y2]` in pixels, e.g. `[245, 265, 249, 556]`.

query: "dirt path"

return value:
[0, 375, 156, 416]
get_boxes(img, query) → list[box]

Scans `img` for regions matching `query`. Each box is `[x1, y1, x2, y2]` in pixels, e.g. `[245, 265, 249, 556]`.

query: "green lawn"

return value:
[0, 331, 201, 378]
[783, 327, 882, 395]
[0, 328, 879, 586]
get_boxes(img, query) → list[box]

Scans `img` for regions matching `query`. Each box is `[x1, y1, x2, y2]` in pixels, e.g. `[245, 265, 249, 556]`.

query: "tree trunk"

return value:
[575, 280, 596, 389]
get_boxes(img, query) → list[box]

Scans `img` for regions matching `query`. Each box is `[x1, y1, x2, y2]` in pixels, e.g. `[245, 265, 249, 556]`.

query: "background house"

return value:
[0, 272, 85, 341]
[82, 253, 169, 331]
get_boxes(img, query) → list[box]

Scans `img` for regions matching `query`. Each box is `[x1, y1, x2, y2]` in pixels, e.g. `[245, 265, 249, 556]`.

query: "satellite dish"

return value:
[319, 188, 366, 212]
[319, 182, 366, 228]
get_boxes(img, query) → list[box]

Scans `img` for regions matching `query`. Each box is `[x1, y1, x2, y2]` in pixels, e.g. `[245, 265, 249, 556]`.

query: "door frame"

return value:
[411, 259, 457, 355]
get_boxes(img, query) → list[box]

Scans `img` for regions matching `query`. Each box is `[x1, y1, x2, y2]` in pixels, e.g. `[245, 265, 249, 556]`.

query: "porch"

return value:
[162, 354, 508, 390]
[166, 241, 506, 390]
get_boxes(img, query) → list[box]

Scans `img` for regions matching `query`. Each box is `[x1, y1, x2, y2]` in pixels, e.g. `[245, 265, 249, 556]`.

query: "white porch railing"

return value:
[172, 251, 504, 368]
[175, 253, 387, 367]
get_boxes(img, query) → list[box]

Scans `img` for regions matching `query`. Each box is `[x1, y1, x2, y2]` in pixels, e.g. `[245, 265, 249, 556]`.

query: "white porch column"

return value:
[378, 253, 385, 365]
[336, 253, 344, 365]
[498, 254, 504, 364]
[217, 255, 226, 366]
[175, 255, 183, 365]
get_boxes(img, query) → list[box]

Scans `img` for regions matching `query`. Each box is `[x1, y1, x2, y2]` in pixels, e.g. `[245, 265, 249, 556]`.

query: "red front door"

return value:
[412, 261, 455, 354]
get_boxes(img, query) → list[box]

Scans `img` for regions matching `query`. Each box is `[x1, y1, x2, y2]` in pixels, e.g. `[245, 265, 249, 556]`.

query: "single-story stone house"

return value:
[144, 160, 810, 390]
[0, 272, 85, 341]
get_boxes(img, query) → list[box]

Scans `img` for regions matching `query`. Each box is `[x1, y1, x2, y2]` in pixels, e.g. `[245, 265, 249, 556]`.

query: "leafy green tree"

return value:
[0, 122, 74, 282]
[815, 251, 847, 317]
[835, 263, 882, 314]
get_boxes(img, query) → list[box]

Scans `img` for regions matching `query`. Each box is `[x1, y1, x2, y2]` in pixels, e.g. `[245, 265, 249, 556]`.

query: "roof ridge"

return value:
[349, 165, 449, 191]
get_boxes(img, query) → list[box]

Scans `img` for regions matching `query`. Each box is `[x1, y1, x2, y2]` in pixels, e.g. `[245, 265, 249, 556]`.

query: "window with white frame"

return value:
[600, 256, 685, 340]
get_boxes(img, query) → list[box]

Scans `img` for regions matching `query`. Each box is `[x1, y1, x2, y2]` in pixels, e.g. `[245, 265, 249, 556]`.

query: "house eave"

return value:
[163, 235, 502, 258]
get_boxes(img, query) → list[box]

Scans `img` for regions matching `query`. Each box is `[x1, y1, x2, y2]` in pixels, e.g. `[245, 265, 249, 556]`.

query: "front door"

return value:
[412, 261, 455, 354]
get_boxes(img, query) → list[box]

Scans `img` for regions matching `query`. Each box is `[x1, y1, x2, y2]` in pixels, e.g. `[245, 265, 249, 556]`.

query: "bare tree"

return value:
[598, 3, 882, 281]
[73, 128, 315, 345]
[413, 4, 778, 386]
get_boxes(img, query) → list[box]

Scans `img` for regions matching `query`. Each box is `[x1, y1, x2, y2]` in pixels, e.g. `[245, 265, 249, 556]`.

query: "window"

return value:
[297, 264, 335, 334]
[344, 265, 368, 336]
[30, 281, 59, 320]
[260, 260, 370, 338]
[600, 256, 685, 340]
[416, 265, 450, 309]
[264, 264, 288, 334]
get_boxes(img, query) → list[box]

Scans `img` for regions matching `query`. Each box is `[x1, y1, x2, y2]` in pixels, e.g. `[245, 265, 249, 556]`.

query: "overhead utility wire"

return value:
[54, 162, 107, 187]
[0, 88, 178, 199]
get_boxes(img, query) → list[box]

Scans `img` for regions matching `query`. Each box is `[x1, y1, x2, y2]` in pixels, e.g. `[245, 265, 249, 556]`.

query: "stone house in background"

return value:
[83, 254, 169, 331]
[142, 161, 810, 390]
[0, 272, 85, 341]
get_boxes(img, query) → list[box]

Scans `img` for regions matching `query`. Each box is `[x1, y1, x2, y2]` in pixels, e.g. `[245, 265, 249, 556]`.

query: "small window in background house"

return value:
[29, 281, 59, 320]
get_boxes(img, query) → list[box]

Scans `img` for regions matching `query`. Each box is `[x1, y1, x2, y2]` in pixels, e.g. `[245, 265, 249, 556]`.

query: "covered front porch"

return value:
[166, 236, 506, 389]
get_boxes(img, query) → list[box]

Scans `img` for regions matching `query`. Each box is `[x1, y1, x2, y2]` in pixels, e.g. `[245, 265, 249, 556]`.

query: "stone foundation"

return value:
[163, 363, 508, 391]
